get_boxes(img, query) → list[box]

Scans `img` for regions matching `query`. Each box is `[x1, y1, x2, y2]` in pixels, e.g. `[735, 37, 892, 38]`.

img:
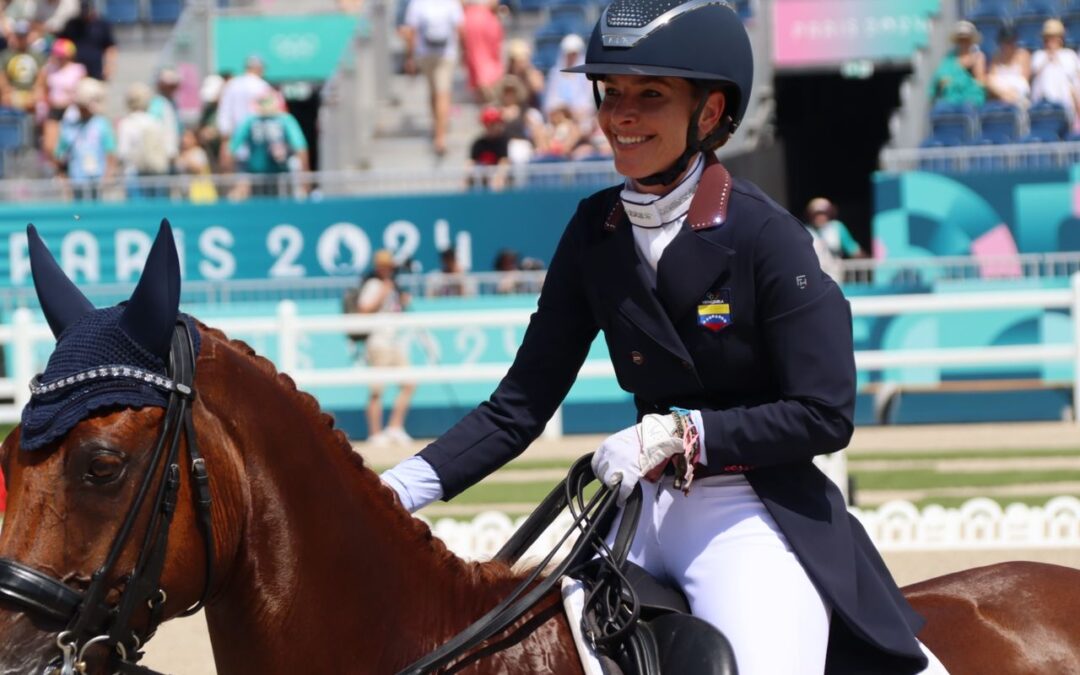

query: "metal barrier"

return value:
[2, 278, 1080, 428]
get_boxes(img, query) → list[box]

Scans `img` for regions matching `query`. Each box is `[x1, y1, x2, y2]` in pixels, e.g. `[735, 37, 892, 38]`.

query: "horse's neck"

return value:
[198, 339, 515, 672]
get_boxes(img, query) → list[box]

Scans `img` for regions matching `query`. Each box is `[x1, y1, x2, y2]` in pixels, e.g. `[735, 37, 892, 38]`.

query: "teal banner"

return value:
[213, 14, 365, 82]
[0, 191, 589, 287]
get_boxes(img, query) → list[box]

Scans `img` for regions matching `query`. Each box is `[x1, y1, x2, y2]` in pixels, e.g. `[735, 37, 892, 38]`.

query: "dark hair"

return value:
[998, 24, 1018, 44]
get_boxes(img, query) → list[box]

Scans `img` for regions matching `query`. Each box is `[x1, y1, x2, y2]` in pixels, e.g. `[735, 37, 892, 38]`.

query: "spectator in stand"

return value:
[357, 249, 416, 447]
[147, 67, 181, 169]
[8, 0, 79, 41]
[494, 73, 542, 164]
[41, 37, 84, 163]
[1032, 18, 1080, 127]
[427, 246, 473, 297]
[0, 20, 45, 115]
[928, 20, 986, 108]
[403, 0, 463, 157]
[493, 247, 523, 294]
[217, 54, 270, 170]
[535, 102, 582, 158]
[986, 24, 1031, 108]
[196, 73, 225, 171]
[54, 76, 115, 200]
[461, 0, 503, 103]
[466, 105, 510, 190]
[505, 38, 544, 111]
[229, 89, 308, 197]
[57, 0, 115, 81]
[804, 197, 864, 282]
[176, 127, 218, 203]
[116, 82, 170, 198]
[543, 33, 594, 129]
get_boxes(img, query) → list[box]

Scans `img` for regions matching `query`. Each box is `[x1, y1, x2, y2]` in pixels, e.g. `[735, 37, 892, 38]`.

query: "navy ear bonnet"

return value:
[20, 220, 200, 451]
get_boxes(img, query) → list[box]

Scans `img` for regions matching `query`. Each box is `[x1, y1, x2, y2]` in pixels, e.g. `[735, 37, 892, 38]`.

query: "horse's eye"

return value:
[84, 452, 126, 485]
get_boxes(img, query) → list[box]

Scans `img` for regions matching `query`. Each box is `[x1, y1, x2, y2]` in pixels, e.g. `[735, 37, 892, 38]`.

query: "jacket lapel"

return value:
[655, 161, 736, 323]
[591, 201, 694, 364]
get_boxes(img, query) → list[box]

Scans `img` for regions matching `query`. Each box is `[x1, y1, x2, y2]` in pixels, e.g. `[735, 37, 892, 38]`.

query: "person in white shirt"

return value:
[403, 0, 463, 157]
[216, 54, 271, 170]
[1031, 19, 1080, 126]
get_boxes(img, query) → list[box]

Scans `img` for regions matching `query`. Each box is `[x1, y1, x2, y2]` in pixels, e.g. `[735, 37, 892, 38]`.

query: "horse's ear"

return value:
[27, 224, 94, 338]
[119, 219, 181, 359]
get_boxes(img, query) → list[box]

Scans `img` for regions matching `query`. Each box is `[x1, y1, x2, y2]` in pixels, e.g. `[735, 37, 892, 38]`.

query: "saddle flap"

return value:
[648, 613, 738, 675]
[622, 563, 690, 618]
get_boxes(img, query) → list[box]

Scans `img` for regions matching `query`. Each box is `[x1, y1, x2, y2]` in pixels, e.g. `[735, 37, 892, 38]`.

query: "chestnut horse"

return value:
[1, 229, 1080, 673]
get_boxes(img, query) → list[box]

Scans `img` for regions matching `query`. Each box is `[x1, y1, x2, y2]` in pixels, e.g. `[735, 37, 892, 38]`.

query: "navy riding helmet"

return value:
[564, 0, 754, 186]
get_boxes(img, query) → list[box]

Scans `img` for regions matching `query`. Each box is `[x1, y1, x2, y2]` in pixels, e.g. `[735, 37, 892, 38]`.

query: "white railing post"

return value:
[542, 405, 564, 440]
[11, 308, 34, 413]
[1072, 272, 1080, 424]
[277, 301, 300, 376]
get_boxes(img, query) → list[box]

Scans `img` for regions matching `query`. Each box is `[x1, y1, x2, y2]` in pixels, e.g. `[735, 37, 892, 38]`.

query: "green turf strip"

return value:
[848, 449, 1080, 462]
[853, 469, 1080, 491]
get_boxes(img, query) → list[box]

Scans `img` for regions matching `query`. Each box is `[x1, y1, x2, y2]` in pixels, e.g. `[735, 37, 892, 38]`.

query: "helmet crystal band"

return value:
[602, 0, 735, 48]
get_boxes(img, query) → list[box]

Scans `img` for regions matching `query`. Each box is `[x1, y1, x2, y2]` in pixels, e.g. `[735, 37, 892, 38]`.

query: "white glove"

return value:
[637, 413, 683, 479]
[592, 413, 685, 504]
[591, 425, 642, 505]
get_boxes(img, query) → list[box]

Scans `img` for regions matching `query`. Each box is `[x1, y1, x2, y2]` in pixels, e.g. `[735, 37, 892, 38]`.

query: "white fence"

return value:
[3, 277, 1080, 427]
[427, 497, 1080, 561]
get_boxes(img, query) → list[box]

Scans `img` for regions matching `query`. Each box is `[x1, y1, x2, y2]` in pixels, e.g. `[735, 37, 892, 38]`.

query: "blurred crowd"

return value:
[399, 0, 612, 187]
[0, 0, 310, 200]
[931, 18, 1080, 126]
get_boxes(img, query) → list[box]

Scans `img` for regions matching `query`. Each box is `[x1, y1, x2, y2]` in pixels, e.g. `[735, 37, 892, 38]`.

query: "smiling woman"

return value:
[378, 0, 939, 673]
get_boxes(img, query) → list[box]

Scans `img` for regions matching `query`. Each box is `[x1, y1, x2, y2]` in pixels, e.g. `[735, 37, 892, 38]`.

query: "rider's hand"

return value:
[638, 412, 683, 481]
[591, 425, 641, 504]
[592, 414, 687, 503]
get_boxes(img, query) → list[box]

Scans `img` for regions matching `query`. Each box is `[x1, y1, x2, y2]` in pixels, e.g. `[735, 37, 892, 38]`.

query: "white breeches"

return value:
[605, 474, 831, 675]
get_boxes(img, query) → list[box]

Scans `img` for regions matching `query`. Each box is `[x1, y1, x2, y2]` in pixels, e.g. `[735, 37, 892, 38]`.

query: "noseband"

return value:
[0, 322, 214, 675]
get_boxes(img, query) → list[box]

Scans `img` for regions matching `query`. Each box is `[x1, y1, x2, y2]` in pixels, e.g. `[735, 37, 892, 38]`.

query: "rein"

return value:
[0, 322, 214, 675]
[396, 455, 643, 674]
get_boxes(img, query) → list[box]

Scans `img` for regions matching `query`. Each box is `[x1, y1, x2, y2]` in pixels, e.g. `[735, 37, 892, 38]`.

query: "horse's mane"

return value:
[195, 322, 518, 588]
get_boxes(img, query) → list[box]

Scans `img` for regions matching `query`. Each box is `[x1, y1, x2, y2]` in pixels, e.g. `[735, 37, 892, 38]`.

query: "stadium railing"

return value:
[880, 138, 1080, 173]
[2, 277, 1080, 429]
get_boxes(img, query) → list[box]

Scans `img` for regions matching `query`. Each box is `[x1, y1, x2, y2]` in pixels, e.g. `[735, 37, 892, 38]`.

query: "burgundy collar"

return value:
[603, 155, 732, 233]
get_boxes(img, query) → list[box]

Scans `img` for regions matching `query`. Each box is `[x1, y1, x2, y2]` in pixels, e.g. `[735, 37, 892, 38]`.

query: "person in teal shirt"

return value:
[229, 91, 309, 196]
[929, 20, 987, 108]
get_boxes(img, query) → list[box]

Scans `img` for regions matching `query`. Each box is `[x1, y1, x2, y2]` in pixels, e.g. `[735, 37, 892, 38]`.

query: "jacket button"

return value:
[631, 351, 645, 366]
[680, 360, 692, 370]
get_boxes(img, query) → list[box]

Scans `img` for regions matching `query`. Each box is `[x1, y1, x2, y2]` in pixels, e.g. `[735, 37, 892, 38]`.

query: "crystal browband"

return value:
[29, 365, 193, 398]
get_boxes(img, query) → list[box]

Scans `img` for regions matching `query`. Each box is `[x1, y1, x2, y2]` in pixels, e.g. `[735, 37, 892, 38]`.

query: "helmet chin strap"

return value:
[638, 92, 732, 187]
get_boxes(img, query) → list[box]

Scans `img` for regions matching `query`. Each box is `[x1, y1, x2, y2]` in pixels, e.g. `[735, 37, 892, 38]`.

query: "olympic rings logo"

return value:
[271, 33, 321, 61]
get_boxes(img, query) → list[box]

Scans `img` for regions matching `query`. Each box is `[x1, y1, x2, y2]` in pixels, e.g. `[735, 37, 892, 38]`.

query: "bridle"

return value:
[0, 322, 214, 675]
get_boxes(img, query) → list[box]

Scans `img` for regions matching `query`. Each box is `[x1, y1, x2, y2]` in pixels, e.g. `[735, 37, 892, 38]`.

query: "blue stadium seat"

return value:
[965, 5, 1012, 60]
[978, 103, 1021, 143]
[1028, 100, 1070, 140]
[148, 0, 184, 23]
[970, 0, 1015, 13]
[532, 31, 564, 71]
[930, 102, 978, 145]
[1014, 2, 1056, 51]
[546, 4, 590, 35]
[0, 108, 27, 151]
[1066, 14, 1080, 47]
[104, 0, 141, 24]
[517, 0, 555, 13]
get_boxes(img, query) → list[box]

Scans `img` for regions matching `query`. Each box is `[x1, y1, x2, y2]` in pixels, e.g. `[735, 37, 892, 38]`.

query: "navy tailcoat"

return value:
[419, 159, 928, 673]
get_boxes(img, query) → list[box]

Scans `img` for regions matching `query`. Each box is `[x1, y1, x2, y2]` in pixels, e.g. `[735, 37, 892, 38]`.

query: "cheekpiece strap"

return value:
[29, 366, 193, 399]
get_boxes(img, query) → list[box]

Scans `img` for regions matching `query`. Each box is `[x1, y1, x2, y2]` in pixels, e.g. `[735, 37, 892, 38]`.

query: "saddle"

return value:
[572, 559, 738, 675]
[394, 455, 738, 675]
[503, 456, 738, 675]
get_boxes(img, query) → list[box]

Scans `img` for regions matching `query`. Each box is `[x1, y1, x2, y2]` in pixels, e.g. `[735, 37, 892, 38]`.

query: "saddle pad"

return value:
[917, 639, 951, 675]
[560, 577, 607, 675]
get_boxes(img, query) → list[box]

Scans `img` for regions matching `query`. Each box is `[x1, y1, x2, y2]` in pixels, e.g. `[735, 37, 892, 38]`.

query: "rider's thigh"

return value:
[602, 478, 668, 583]
[656, 476, 831, 675]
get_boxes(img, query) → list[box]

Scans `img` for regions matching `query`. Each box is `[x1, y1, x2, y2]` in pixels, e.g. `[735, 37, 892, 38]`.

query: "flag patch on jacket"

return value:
[698, 289, 732, 333]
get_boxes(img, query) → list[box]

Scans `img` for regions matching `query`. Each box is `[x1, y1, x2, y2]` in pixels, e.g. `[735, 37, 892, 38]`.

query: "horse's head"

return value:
[0, 222, 216, 674]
